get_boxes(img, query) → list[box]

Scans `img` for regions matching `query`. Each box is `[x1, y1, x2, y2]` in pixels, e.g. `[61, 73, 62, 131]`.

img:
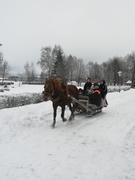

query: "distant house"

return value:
[126, 80, 132, 87]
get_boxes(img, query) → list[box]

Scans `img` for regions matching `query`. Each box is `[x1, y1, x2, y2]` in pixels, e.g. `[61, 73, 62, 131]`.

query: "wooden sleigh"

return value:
[71, 94, 103, 116]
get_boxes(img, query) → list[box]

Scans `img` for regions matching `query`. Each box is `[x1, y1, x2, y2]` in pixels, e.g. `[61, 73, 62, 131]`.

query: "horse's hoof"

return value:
[51, 123, 55, 128]
[69, 114, 75, 121]
[63, 118, 67, 122]
[69, 116, 72, 121]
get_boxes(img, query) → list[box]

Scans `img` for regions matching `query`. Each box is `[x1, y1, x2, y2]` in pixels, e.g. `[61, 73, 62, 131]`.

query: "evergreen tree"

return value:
[52, 48, 66, 79]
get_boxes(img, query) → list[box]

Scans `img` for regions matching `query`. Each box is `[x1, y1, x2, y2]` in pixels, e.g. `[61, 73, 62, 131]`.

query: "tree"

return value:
[0, 52, 10, 84]
[0, 52, 4, 75]
[66, 55, 77, 81]
[1, 60, 10, 83]
[37, 46, 53, 77]
[85, 61, 94, 79]
[52, 46, 66, 78]
[85, 61, 103, 82]
[74, 58, 85, 85]
[125, 52, 135, 86]
[37, 44, 135, 85]
[108, 57, 122, 85]
[92, 62, 102, 80]
[30, 62, 36, 81]
[101, 62, 112, 85]
[24, 61, 36, 82]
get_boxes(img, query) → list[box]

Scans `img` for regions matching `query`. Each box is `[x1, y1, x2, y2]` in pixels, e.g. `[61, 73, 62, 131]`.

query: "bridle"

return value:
[43, 83, 61, 102]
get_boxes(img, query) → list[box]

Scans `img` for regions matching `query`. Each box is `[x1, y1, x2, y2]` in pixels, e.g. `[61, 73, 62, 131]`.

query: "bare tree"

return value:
[24, 61, 36, 83]
[86, 61, 103, 82]
[74, 58, 85, 85]
[101, 62, 112, 85]
[1, 60, 10, 84]
[66, 55, 77, 81]
[85, 61, 94, 79]
[92, 62, 101, 80]
[0, 52, 4, 75]
[37, 46, 53, 77]
[125, 52, 135, 86]
[108, 57, 122, 85]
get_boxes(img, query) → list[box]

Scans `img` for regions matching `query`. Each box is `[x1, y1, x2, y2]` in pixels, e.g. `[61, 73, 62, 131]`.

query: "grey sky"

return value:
[1, 0, 135, 73]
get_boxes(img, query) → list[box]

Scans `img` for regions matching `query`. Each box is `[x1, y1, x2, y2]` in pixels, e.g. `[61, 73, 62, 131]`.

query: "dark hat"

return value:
[100, 80, 105, 84]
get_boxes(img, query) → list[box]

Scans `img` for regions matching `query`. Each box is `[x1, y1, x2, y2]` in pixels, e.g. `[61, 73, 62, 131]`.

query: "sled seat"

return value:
[79, 95, 89, 100]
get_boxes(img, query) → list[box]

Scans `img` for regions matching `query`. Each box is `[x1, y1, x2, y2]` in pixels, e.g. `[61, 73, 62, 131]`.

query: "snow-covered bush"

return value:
[0, 93, 44, 110]
[108, 86, 130, 92]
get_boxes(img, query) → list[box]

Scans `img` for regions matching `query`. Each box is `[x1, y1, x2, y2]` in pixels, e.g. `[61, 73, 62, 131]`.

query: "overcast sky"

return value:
[1, 0, 135, 74]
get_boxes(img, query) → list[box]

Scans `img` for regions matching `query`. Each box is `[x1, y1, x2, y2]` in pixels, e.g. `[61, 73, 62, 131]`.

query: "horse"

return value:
[42, 76, 79, 128]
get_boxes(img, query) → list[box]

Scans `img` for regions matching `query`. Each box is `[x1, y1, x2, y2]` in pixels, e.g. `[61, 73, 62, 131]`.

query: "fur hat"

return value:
[94, 85, 99, 89]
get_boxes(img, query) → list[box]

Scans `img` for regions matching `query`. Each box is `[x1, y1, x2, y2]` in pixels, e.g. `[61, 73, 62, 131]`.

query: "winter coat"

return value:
[84, 82, 92, 94]
[89, 89, 101, 107]
[99, 84, 107, 99]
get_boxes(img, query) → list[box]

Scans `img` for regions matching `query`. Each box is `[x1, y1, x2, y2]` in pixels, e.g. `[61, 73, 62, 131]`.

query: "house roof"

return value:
[126, 80, 132, 83]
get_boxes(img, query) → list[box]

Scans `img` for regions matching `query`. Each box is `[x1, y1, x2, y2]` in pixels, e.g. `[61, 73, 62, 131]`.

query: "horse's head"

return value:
[42, 77, 66, 101]
[42, 79, 54, 101]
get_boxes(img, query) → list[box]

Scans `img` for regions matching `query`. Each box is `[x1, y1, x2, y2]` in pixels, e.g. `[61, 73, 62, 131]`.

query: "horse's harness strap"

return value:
[52, 91, 71, 103]
[51, 97, 60, 102]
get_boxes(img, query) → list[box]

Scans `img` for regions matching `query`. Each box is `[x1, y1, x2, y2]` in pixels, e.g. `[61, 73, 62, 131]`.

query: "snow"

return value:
[0, 82, 43, 95]
[0, 84, 135, 180]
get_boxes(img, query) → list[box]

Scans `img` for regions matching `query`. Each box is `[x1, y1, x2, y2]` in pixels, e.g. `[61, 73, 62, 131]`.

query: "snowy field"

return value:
[0, 82, 44, 95]
[0, 84, 135, 180]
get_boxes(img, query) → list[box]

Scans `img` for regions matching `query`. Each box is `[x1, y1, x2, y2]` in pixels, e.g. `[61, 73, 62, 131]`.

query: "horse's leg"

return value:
[69, 104, 74, 121]
[52, 104, 57, 128]
[61, 105, 67, 122]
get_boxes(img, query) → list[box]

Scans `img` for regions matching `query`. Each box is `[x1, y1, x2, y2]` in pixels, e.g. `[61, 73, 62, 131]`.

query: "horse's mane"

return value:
[53, 78, 63, 92]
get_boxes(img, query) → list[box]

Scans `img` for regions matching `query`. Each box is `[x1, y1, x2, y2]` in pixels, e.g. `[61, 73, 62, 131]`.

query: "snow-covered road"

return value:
[0, 88, 135, 180]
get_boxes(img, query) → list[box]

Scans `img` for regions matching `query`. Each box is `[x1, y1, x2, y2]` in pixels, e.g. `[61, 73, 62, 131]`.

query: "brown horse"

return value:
[42, 76, 79, 128]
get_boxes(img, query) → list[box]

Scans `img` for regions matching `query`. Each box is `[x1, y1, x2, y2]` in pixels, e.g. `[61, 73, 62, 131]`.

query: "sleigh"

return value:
[71, 94, 103, 116]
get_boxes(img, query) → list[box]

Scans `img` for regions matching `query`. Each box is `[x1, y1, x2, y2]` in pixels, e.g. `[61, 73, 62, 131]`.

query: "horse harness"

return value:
[44, 83, 70, 103]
